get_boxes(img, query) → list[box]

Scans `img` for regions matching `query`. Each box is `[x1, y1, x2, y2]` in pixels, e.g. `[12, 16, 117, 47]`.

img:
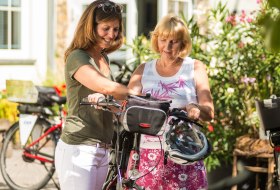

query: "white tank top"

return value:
[141, 58, 198, 109]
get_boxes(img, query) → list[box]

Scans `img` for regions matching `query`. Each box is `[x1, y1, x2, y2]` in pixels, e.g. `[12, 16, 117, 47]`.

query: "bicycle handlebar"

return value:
[169, 108, 204, 128]
[80, 96, 121, 108]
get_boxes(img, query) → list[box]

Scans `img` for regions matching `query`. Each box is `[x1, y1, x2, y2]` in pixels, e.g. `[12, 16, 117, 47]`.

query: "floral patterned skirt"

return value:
[135, 135, 208, 190]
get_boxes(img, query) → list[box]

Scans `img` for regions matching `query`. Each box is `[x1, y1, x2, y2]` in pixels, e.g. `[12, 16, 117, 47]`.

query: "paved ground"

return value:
[0, 170, 59, 190]
[0, 142, 60, 190]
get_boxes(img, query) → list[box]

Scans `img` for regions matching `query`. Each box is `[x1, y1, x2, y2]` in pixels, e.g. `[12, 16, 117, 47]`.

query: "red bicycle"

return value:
[0, 86, 66, 190]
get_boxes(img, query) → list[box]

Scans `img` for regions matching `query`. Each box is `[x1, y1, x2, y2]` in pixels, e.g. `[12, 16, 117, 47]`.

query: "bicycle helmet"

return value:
[163, 109, 211, 165]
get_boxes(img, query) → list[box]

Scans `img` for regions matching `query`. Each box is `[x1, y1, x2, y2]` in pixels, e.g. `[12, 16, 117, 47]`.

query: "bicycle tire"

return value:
[0, 120, 58, 190]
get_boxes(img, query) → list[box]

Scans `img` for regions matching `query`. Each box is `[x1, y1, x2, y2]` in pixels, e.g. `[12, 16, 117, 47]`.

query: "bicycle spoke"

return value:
[0, 121, 57, 190]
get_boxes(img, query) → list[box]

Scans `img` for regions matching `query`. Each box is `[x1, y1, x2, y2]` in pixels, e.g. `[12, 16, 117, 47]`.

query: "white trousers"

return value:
[55, 140, 109, 190]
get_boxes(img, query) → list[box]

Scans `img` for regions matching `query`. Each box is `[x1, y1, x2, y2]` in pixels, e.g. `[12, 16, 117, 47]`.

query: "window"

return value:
[168, 0, 192, 20]
[0, 0, 21, 50]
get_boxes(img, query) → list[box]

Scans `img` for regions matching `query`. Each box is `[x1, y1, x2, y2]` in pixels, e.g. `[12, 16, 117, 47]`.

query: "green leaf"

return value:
[265, 18, 280, 52]
[268, 0, 280, 9]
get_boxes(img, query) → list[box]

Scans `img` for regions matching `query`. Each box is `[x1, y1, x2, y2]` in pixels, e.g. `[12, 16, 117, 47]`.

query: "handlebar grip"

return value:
[169, 108, 204, 128]
[80, 97, 121, 108]
[80, 97, 106, 106]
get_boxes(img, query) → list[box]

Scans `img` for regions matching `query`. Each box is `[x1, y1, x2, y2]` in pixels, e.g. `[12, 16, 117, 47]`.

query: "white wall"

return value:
[209, 0, 261, 13]
[0, 0, 50, 90]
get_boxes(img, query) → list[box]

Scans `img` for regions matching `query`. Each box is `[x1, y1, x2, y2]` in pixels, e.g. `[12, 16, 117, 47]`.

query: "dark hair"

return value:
[65, 0, 123, 61]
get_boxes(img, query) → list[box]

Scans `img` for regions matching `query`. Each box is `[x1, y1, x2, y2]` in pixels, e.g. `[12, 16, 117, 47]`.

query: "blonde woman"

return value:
[128, 14, 214, 189]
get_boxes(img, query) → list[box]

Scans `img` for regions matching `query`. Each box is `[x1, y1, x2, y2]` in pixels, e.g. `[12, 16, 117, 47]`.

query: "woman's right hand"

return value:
[88, 93, 105, 103]
[186, 103, 201, 121]
[88, 93, 106, 109]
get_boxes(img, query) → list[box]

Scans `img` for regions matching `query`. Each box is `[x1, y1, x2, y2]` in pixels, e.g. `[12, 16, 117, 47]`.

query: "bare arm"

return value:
[74, 64, 138, 100]
[193, 60, 214, 121]
[127, 63, 146, 94]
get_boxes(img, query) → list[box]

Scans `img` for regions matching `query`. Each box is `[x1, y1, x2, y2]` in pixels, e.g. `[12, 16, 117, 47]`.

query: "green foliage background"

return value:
[189, 2, 280, 170]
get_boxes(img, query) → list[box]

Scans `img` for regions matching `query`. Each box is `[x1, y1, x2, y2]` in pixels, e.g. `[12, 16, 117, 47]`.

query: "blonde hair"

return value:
[150, 14, 192, 58]
[64, 0, 123, 62]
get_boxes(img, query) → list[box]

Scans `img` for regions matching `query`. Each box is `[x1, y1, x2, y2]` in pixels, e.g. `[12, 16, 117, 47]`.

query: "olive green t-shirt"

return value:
[61, 49, 114, 145]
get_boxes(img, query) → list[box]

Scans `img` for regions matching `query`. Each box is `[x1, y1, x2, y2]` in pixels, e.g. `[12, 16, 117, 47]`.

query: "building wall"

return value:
[0, 0, 51, 90]
[209, 0, 260, 13]
[55, 0, 68, 80]
[0, 0, 261, 91]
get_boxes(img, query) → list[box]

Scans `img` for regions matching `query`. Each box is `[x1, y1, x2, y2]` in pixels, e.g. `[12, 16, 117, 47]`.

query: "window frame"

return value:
[168, 0, 193, 20]
[0, 0, 32, 61]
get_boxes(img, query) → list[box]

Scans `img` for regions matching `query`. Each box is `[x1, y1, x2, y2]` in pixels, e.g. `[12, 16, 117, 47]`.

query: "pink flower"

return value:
[241, 77, 256, 84]
[240, 10, 246, 22]
[246, 17, 253, 23]
[226, 15, 237, 26]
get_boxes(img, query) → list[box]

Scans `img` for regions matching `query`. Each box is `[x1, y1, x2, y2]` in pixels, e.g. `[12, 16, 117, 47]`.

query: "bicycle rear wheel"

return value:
[0, 120, 57, 190]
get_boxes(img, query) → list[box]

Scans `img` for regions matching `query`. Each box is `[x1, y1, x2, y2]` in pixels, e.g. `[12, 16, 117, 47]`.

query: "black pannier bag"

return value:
[121, 94, 171, 136]
[255, 95, 280, 132]
[35, 86, 58, 106]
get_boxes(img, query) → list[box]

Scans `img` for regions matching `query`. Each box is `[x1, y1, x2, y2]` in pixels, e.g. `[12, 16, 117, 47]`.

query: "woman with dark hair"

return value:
[55, 1, 138, 189]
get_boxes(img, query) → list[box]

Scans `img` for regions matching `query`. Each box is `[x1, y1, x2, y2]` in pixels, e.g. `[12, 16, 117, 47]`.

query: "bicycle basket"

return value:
[164, 110, 211, 165]
[255, 96, 280, 132]
[121, 94, 171, 136]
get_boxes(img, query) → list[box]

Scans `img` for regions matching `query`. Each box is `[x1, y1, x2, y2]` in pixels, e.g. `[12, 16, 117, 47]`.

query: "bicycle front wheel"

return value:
[0, 120, 57, 190]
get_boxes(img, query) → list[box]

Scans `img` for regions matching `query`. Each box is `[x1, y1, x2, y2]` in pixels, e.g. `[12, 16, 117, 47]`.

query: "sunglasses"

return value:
[97, 2, 123, 14]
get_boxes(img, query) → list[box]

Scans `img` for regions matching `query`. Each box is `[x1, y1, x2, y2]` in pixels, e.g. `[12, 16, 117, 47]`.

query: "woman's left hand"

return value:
[186, 103, 200, 121]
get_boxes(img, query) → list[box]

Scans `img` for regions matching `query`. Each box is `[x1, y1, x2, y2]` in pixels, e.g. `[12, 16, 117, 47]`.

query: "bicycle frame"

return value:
[23, 120, 63, 163]
[102, 114, 143, 190]
[269, 131, 280, 188]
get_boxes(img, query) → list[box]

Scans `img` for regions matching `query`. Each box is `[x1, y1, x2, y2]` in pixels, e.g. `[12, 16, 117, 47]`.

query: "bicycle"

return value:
[81, 95, 253, 190]
[0, 85, 66, 190]
[80, 95, 141, 190]
[255, 95, 280, 189]
[81, 95, 169, 190]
